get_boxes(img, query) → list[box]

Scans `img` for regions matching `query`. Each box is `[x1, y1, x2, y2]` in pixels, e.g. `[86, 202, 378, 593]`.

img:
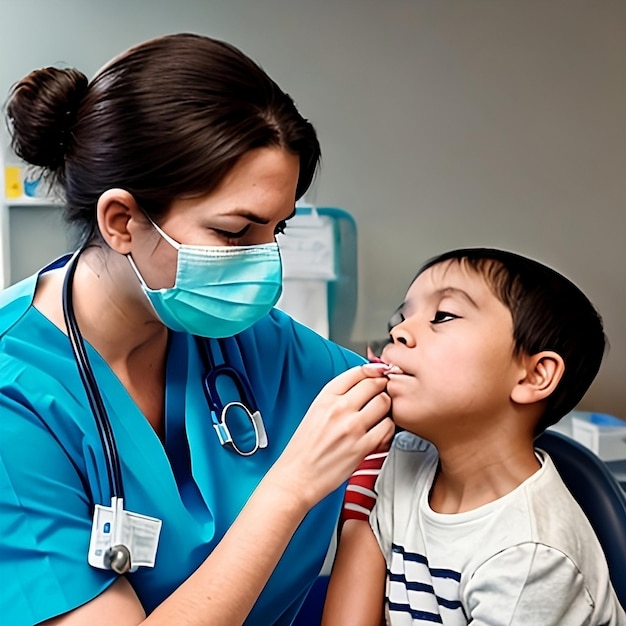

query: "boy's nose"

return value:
[389, 324, 413, 347]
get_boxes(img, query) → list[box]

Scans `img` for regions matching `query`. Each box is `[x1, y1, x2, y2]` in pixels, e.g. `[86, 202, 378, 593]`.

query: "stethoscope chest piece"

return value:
[105, 544, 132, 575]
[87, 497, 162, 574]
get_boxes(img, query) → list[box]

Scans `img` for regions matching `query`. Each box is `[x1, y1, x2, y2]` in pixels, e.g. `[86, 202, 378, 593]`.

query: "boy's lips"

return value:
[369, 356, 404, 375]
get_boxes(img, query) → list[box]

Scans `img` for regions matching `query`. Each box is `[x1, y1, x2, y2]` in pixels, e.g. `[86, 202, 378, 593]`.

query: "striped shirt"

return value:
[370, 432, 625, 624]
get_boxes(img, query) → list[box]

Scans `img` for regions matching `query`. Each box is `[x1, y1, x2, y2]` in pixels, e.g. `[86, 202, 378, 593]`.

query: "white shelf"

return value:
[1, 197, 61, 291]
[1, 141, 64, 288]
[4, 196, 61, 207]
[0, 197, 66, 289]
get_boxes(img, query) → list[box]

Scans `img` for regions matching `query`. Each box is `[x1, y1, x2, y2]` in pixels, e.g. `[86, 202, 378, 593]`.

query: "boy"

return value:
[322, 248, 625, 625]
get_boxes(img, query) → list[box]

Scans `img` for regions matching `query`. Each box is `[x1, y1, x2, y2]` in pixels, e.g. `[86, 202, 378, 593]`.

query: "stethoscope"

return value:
[62, 248, 267, 573]
[196, 336, 268, 456]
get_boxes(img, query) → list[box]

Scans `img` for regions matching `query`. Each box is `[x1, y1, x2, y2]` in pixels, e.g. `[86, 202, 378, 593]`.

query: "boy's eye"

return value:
[274, 220, 287, 235]
[387, 311, 405, 332]
[430, 310, 460, 324]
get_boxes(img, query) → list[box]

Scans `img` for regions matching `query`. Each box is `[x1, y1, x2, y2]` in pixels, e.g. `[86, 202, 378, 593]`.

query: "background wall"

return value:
[1, 0, 625, 417]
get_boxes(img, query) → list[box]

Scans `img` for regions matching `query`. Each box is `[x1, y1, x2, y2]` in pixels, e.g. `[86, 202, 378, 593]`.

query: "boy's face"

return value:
[381, 260, 525, 442]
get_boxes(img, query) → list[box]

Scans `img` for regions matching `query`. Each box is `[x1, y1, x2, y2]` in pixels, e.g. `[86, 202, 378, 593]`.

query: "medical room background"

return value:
[1, 0, 625, 422]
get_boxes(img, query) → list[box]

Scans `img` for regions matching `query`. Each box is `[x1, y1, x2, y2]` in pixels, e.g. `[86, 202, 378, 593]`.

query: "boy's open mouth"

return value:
[369, 355, 404, 375]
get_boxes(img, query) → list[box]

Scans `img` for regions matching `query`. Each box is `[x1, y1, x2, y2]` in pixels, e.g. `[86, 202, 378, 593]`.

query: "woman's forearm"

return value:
[47, 365, 393, 626]
[146, 472, 310, 625]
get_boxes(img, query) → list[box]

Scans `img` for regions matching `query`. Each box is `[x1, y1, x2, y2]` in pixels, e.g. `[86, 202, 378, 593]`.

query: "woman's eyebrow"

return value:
[223, 207, 297, 225]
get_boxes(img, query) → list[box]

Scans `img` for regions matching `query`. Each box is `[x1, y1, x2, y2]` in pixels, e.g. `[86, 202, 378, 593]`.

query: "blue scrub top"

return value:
[0, 256, 365, 625]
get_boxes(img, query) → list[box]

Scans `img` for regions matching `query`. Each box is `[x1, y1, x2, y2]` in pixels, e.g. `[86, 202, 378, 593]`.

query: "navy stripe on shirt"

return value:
[388, 543, 465, 622]
[388, 602, 444, 623]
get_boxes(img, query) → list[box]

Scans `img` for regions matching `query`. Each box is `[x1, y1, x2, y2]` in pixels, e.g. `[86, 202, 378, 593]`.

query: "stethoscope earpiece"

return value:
[196, 336, 267, 456]
[105, 544, 132, 575]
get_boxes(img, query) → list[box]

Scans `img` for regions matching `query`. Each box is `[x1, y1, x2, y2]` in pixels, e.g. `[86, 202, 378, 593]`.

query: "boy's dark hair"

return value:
[417, 248, 607, 434]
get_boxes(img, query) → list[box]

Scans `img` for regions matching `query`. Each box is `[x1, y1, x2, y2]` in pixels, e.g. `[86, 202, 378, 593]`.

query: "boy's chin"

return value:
[390, 410, 433, 439]
[389, 413, 414, 433]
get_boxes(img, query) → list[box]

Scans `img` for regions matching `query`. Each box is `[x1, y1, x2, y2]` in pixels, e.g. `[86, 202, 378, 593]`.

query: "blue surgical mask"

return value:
[128, 219, 282, 338]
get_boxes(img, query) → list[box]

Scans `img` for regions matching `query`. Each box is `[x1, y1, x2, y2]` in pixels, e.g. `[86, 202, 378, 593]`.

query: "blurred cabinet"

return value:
[1, 152, 72, 288]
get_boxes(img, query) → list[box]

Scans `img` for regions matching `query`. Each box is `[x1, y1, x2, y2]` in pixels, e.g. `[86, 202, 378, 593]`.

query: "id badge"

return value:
[88, 497, 162, 572]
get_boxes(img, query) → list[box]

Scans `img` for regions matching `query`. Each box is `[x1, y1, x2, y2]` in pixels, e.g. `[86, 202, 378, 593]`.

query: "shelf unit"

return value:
[0, 161, 62, 289]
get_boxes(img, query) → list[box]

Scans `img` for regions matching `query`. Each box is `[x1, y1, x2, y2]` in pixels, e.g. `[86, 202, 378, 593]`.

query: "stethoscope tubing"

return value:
[61, 248, 264, 505]
[62, 249, 125, 500]
[196, 336, 259, 417]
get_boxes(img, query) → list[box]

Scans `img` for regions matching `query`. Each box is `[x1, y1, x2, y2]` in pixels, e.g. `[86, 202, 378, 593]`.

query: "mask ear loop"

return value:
[147, 217, 182, 250]
[126, 254, 151, 289]
[125, 210, 181, 290]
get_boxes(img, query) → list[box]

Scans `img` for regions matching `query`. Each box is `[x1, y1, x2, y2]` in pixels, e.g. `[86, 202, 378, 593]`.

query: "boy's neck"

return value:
[428, 437, 541, 514]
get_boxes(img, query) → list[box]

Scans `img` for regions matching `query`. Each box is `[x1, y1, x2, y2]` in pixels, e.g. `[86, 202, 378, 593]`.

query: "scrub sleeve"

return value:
[0, 256, 365, 625]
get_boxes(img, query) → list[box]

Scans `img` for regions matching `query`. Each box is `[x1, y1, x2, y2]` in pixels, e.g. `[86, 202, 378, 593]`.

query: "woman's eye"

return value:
[430, 310, 460, 324]
[213, 225, 250, 239]
[274, 220, 287, 235]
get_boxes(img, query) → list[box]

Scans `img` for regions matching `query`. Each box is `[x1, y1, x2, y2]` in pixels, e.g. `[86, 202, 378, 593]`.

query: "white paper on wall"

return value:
[276, 210, 337, 337]
[277, 279, 329, 338]
[277, 211, 336, 280]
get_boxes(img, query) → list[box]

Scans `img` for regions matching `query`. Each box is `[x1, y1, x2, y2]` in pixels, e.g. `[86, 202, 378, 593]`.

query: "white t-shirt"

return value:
[371, 432, 626, 625]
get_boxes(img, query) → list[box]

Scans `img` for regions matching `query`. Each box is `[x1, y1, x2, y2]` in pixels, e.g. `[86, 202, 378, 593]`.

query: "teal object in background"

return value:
[23, 177, 40, 197]
[589, 413, 626, 427]
[289, 207, 358, 349]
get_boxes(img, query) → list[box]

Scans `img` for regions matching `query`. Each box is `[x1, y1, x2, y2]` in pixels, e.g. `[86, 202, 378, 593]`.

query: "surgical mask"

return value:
[128, 219, 283, 338]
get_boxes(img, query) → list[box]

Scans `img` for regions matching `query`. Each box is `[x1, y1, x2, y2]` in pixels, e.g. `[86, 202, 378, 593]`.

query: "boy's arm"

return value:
[321, 518, 386, 626]
[322, 450, 389, 626]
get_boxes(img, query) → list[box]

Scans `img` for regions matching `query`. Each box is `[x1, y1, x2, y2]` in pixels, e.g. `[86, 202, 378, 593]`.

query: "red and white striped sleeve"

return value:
[340, 450, 389, 523]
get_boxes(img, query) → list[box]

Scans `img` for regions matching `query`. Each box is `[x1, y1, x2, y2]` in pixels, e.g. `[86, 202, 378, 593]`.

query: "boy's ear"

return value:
[511, 351, 565, 406]
[96, 188, 143, 254]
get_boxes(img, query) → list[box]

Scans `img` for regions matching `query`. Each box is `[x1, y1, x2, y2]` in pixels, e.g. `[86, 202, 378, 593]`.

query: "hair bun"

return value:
[6, 67, 88, 170]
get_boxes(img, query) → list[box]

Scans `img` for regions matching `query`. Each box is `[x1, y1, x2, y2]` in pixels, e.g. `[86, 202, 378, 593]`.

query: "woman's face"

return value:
[134, 146, 300, 289]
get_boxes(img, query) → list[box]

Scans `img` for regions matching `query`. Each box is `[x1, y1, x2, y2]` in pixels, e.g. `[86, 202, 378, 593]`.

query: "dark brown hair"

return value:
[414, 248, 607, 433]
[5, 33, 321, 243]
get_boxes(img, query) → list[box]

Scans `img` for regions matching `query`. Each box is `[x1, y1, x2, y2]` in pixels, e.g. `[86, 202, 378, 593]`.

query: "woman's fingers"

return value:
[360, 416, 395, 454]
[315, 363, 392, 427]
[345, 385, 391, 433]
[308, 363, 393, 439]
[272, 364, 395, 504]
[320, 363, 390, 396]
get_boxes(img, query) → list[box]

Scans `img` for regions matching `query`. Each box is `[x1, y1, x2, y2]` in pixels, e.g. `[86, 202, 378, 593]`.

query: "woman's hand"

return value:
[42, 364, 394, 626]
[267, 363, 395, 510]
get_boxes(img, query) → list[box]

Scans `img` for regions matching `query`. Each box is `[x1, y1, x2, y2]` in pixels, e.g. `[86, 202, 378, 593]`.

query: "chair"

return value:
[535, 429, 626, 608]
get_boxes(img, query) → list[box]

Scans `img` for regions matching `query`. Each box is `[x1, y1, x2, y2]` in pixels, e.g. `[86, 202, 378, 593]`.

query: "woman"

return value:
[0, 33, 394, 625]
